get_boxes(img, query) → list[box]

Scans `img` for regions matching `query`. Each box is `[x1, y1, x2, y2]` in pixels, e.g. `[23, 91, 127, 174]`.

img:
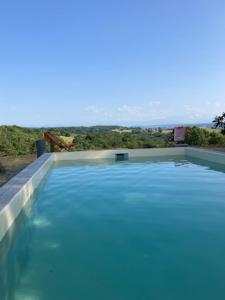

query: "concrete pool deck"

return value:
[0, 147, 225, 242]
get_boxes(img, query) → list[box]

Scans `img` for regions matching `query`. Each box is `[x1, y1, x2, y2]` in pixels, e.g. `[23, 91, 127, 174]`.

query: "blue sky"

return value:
[0, 0, 225, 126]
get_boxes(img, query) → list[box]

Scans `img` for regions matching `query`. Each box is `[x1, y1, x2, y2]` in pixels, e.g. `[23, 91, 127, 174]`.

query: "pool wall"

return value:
[53, 147, 185, 160]
[0, 147, 225, 242]
[0, 154, 53, 242]
[186, 147, 225, 165]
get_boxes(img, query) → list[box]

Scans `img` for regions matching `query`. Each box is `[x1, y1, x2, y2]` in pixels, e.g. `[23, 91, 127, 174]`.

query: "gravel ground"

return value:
[0, 155, 36, 187]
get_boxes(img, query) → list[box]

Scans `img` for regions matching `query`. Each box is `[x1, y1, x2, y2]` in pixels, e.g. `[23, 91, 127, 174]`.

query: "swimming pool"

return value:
[1, 150, 225, 300]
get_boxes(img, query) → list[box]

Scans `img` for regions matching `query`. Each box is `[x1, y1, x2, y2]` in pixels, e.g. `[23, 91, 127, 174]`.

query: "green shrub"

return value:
[208, 131, 225, 145]
[185, 127, 225, 146]
[0, 126, 42, 156]
[185, 127, 209, 146]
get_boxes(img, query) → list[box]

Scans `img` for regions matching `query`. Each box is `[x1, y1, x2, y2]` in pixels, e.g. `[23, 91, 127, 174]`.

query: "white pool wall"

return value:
[186, 147, 225, 165]
[53, 147, 185, 160]
[0, 154, 54, 242]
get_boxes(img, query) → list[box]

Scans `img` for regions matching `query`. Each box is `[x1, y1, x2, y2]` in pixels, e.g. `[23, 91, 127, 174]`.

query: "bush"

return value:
[208, 131, 225, 145]
[185, 127, 225, 146]
[185, 127, 209, 146]
[0, 126, 42, 156]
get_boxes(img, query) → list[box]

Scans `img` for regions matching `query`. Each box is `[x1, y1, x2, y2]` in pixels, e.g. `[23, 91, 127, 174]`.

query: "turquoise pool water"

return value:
[1, 156, 225, 300]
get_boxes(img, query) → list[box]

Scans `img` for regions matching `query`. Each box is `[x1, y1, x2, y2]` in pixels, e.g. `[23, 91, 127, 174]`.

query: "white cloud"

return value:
[83, 100, 225, 124]
[85, 105, 103, 114]
[117, 104, 144, 117]
[84, 103, 173, 123]
[183, 101, 225, 120]
[148, 101, 161, 107]
[85, 105, 112, 118]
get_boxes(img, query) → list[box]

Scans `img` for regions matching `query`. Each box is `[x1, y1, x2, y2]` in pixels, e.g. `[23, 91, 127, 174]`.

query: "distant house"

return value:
[174, 126, 187, 142]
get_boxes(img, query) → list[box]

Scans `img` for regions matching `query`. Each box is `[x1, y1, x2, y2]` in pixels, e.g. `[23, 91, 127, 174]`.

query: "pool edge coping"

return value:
[0, 153, 54, 242]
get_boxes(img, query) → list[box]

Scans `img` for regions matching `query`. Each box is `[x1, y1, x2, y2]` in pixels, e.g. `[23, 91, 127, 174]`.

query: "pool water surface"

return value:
[1, 156, 225, 300]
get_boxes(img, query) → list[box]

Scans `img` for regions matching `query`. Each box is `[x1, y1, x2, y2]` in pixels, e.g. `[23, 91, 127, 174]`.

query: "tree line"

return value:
[0, 125, 171, 156]
[185, 112, 225, 146]
[0, 112, 225, 156]
[74, 131, 171, 150]
[0, 126, 42, 156]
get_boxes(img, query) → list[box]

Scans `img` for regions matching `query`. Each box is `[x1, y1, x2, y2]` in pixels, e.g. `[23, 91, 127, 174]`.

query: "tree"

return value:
[213, 112, 225, 134]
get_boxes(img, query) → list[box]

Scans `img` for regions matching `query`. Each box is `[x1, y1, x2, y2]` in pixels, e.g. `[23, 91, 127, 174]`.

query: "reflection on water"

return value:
[187, 156, 225, 173]
[53, 155, 225, 174]
[53, 155, 188, 168]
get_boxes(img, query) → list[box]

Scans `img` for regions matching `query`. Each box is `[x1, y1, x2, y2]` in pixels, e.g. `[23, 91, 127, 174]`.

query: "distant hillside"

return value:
[0, 125, 173, 156]
[0, 126, 42, 156]
[0, 123, 223, 157]
[143, 123, 213, 129]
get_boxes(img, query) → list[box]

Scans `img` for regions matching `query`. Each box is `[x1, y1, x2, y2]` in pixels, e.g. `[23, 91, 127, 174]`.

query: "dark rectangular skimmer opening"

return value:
[115, 153, 129, 161]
